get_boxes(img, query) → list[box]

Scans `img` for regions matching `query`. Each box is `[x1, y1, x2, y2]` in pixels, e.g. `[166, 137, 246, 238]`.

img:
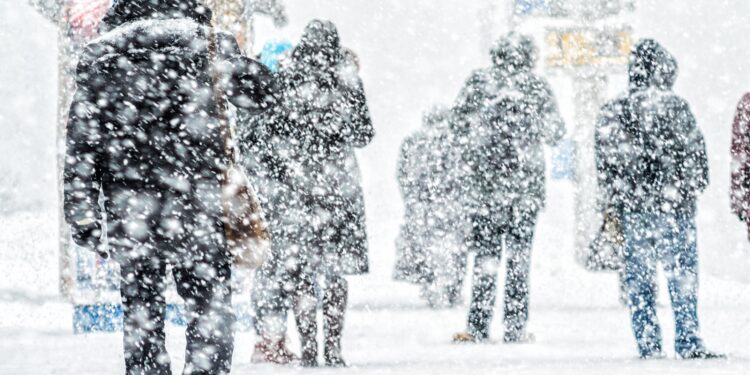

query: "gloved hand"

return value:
[71, 220, 109, 259]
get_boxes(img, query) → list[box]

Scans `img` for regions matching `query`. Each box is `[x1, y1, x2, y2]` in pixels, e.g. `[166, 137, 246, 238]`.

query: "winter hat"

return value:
[628, 39, 677, 91]
[100, 0, 212, 32]
[292, 19, 344, 67]
[491, 32, 537, 72]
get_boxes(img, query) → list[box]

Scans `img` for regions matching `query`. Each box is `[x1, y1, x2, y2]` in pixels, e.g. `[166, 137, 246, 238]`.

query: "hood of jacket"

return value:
[291, 19, 344, 69]
[99, 0, 212, 32]
[490, 32, 537, 75]
[628, 39, 678, 91]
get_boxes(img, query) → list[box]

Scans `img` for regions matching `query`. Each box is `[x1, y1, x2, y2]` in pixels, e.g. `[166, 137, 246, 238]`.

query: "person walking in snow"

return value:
[394, 106, 468, 307]
[452, 32, 565, 344]
[596, 39, 723, 360]
[264, 20, 374, 367]
[63, 1, 275, 373]
[237, 41, 299, 365]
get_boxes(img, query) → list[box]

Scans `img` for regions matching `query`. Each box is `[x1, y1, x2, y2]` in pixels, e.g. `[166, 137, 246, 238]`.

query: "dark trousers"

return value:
[119, 255, 235, 375]
[467, 213, 536, 341]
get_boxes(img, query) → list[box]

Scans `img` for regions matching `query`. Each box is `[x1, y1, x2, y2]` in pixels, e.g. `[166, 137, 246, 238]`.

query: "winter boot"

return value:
[679, 348, 727, 360]
[294, 293, 319, 367]
[503, 331, 535, 344]
[251, 337, 298, 365]
[323, 275, 348, 367]
[452, 331, 484, 343]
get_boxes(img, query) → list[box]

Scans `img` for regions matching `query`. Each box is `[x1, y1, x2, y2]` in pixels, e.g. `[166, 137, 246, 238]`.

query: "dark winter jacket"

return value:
[730, 93, 750, 237]
[267, 20, 374, 275]
[596, 39, 708, 216]
[454, 33, 565, 215]
[63, 0, 275, 259]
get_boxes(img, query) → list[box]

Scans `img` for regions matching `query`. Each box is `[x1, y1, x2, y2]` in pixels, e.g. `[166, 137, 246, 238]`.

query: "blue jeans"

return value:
[621, 212, 704, 357]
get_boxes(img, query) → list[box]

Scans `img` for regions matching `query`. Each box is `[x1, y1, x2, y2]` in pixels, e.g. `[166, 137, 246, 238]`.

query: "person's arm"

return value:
[339, 78, 374, 148]
[64, 64, 105, 254]
[538, 79, 566, 146]
[730, 94, 750, 220]
[595, 102, 620, 211]
[679, 101, 709, 196]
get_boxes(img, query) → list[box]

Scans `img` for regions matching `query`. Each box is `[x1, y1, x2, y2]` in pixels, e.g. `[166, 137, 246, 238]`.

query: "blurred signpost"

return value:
[509, 0, 635, 267]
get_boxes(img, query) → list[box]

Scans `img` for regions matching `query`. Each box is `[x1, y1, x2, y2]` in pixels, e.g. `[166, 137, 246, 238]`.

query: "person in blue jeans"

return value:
[596, 39, 723, 359]
[621, 213, 704, 358]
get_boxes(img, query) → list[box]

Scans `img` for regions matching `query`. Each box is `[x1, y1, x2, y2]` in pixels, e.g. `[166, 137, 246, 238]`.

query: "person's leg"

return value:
[463, 214, 502, 341]
[661, 214, 704, 356]
[465, 255, 500, 340]
[622, 214, 662, 358]
[323, 272, 348, 366]
[119, 255, 171, 375]
[502, 215, 536, 342]
[173, 258, 235, 375]
[290, 260, 319, 367]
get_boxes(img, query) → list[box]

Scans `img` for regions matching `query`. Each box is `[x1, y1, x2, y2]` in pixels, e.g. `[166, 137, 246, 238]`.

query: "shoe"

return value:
[453, 332, 485, 343]
[503, 331, 535, 344]
[640, 351, 666, 360]
[251, 338, 298, 365]
[680, 349, 727, 360]
[324, 352, 348, 368]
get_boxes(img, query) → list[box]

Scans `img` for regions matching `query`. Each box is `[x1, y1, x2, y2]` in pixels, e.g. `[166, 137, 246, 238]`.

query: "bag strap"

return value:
[207, 26, 236, 163]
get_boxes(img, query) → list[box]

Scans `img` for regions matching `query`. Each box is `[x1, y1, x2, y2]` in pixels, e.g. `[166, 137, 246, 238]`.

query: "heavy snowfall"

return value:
[2, 0, 750, 374]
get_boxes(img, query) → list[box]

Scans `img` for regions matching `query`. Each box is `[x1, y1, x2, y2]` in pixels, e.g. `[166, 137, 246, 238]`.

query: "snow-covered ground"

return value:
[4, 0, 750, 373]
[2, 182, 750, 374]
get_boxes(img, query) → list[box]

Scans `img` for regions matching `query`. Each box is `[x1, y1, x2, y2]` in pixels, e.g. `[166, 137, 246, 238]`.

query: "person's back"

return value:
[597, 39, 708, 216]
[595, 39, 720, 360]
[461, 35, 564, 214]
[63, 1, 274, 373]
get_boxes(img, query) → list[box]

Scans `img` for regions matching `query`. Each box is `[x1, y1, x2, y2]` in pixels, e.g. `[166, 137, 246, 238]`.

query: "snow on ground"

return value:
[2, 182, 750, 374]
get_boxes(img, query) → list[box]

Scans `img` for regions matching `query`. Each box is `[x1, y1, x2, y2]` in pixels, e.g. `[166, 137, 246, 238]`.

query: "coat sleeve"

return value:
[595, 102, 621, 210]
[678, 101, 709, 196]
[538, 79, 565, 146]
[340, 78, 374, 148]
[64, 66, 104, 248]
[730, 93, 750, 218]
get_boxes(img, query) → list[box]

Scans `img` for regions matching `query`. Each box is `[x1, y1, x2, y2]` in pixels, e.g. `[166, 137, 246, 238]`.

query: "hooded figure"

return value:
[595, 39, 720, 359]
[261, 19, 374, 367]
[394, 106, 468, 307]
[452, 33, 565, 344]
[64, 1, 275, 373]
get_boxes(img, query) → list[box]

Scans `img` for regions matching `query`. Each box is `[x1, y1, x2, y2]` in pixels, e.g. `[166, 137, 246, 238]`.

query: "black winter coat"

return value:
[63, 0, 274, 261]
[454, 34, 565, 216]
[264, 20, 374, 275]
[595, 39, 709, 216]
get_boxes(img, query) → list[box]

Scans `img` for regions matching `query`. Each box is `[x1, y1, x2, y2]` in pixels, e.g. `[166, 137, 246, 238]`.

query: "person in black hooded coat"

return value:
[63, 1, 274, 373]
[264, 20, 374, 367]
[596, 39, 721, 360]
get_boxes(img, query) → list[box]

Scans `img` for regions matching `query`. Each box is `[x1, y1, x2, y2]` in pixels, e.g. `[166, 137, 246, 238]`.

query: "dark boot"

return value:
[294, 291, 318, 367]
[323, 275, 348, 367]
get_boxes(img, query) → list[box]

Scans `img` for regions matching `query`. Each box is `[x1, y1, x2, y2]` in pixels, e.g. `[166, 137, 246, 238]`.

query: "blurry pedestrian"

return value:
[596, 39, 723, 359]
[452, 32, 565, 344]
[63, 1, 274, 373]
[265, 20, 374, 367]
[731, 93, 750, 228]
[238, 40, 299, 365]
[394, 106, 467, 307]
